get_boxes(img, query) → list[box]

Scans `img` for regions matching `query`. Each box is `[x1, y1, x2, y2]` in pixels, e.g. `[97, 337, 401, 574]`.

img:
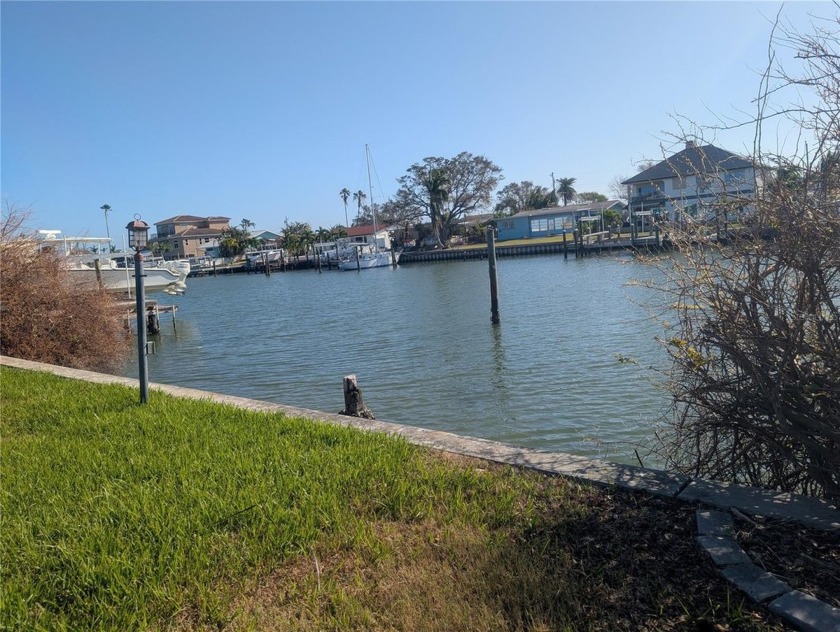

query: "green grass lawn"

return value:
[1, 367, 782, 631]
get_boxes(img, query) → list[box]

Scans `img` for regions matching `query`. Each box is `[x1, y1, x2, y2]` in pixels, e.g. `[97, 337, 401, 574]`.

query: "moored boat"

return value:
[38, 232, 189, 295]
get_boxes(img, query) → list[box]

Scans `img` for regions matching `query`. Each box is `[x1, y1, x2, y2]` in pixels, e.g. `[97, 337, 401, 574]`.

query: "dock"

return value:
[117, 299, 178, 335]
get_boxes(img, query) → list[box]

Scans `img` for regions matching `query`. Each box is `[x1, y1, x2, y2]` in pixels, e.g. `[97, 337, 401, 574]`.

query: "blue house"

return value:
[495, 200, 625, 241]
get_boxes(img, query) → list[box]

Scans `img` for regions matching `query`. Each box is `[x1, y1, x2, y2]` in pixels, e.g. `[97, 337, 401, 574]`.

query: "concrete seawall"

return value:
[399, 237, 668, 264]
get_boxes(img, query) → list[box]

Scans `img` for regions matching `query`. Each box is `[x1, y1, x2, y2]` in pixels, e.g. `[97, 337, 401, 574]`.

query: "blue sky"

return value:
[1, 1, 831, 238]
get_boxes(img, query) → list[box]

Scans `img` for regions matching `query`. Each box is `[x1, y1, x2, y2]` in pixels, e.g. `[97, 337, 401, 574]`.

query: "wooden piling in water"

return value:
[487, 226, 500, 324]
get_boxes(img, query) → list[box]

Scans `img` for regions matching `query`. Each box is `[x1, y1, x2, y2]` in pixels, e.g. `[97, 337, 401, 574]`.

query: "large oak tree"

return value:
[393, 152, 502, 247]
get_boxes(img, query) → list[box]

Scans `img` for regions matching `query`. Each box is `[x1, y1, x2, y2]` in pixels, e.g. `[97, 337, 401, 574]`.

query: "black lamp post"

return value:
[126, 216, 150, 404]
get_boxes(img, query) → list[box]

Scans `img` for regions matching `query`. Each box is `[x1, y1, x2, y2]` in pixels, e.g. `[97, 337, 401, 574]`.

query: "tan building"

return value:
[151, 215, 230, 260]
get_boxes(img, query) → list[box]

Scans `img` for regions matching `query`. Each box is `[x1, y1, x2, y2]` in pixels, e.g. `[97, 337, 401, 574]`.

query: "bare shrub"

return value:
[0, 204, 130, 372]
[658, 13, 840, 502]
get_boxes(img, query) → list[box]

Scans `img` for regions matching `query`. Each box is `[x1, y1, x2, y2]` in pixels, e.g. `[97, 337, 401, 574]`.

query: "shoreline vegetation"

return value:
[4, 367, 837, 630]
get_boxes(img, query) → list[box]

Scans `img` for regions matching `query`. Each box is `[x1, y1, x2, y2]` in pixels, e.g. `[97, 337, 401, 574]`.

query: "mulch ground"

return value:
[550, 484, 839, 630]
[735, 512, 840, 609]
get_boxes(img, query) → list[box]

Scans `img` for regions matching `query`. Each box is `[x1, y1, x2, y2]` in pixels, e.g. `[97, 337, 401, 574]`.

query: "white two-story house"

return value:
[622, 141, 759, 224]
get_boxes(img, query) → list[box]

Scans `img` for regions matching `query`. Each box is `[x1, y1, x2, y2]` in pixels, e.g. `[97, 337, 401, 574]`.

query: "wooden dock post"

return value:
[563, 231, 568, 260]
[340, 374, 375, 419]
[487, 226, 500, 324]
[146, 305, 160, 335]
[94, 258, 104, 288]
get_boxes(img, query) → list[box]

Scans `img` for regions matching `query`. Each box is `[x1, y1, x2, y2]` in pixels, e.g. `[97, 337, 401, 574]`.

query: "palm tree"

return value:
[315, 226, 331, 245]
[339, 188, 351, 227]
[100, 204, 111, 240]
[329, 225, 348, 239]
[556, 177, 577, 206]
[353, 190, 366, 223]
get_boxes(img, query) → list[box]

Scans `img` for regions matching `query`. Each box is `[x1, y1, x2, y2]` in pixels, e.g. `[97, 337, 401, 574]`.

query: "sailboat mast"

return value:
[366, 144, 378, 239]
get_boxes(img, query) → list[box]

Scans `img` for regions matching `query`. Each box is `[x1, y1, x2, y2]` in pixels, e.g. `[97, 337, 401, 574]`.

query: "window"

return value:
[530, 218, 556, 233]
[638, 181, 664, 197]
[500, 221, 514, 230]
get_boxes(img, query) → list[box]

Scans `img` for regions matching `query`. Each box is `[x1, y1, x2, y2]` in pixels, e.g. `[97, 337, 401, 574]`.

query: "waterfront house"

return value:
[250, 229, 282, 249]
[495, 200, 625, 241]
[344, 224, 394, 250]
[151, 215, 231, 260]
[621, 142, 758, 225]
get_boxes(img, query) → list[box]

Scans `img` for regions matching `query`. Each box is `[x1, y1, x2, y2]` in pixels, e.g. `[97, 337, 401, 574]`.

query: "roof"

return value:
[622, 143, 753, 185]
[158, 227, 222, 240]
[510, 200, 624, 219]
[346, 224, 388, 237]
[456, 213, 495, 226]
[155, 215, 231, 225]
[251, 230, 282, 240]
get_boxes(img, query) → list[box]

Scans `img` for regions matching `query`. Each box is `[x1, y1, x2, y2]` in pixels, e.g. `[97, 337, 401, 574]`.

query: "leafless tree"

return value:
[1, 202, 130, 372]
[655, 10, 840, 502]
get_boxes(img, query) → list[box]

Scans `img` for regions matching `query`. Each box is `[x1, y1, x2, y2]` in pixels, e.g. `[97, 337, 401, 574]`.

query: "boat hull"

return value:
[68, 266, 186, 294]
[338, 251, 400, 270]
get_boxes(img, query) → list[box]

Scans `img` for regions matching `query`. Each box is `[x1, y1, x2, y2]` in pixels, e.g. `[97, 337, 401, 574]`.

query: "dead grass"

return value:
[209, 458, 795, 632]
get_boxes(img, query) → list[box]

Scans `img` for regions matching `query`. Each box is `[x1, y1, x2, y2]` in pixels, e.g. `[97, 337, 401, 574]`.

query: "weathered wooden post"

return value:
[355, 245, 361, 271]
[264, 251, 271, 276]
[562, 230, 568, 260]
[340, 374, 375, 419]
[487, 225, 500, 324]
[94, 258, 104, 288]
[146, 305, 160, 335]
[212, 261, 217, 277]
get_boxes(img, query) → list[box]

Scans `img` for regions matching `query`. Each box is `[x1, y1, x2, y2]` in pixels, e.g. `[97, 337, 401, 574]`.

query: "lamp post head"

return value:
[126, 216, 150, 251]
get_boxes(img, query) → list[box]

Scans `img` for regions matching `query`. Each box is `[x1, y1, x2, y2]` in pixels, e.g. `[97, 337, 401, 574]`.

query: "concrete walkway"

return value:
[2, 355, 838, 630]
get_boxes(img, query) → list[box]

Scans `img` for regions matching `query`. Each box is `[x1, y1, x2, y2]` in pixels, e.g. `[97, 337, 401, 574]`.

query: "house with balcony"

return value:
[151, 215, 231, 260]
[622, 142, 758, 225]
[495, 200, 625, 241]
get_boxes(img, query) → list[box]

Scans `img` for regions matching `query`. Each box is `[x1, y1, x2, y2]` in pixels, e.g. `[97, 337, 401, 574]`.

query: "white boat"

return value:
[37, 232, 189, 295]
[338, 245, 401, 270]
[67, 253, 189, 295]
[338, 145, 400, 271]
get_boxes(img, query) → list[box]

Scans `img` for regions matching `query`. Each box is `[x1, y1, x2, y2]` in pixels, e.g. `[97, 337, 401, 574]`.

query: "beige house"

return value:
[151, 215, 230, 260]
[622, 142, 758, 224]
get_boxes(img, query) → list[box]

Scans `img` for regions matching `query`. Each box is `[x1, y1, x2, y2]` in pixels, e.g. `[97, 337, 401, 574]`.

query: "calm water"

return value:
[119, 255, 672, 464]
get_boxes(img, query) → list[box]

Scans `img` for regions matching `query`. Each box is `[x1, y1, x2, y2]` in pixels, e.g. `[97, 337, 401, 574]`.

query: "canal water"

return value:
[119, 254, 673, 464]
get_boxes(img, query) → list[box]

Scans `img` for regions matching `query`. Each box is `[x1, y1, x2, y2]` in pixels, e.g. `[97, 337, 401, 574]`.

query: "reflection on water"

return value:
[119, 255, 672, 464]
